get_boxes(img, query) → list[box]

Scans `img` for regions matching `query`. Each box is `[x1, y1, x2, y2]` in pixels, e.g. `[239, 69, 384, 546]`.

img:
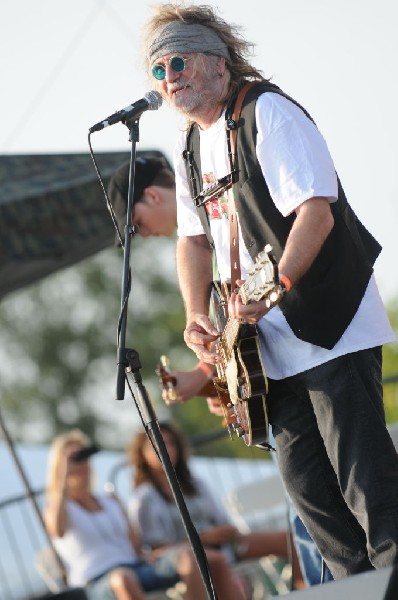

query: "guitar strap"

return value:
[183, 80, 257, 289]
[225, 81, 257, 291]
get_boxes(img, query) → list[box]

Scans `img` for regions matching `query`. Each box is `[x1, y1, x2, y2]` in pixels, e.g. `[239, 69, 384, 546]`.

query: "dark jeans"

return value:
[267, 347, 398, 580]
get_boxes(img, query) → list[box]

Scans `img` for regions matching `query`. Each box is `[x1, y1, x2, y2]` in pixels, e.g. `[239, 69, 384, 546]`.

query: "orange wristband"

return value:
[279, 274, 293, 293]
[196, 362, 214, 379]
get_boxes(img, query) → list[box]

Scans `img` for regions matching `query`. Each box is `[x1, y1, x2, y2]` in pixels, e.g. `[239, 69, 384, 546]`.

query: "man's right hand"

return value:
[184, 314, 220, 363]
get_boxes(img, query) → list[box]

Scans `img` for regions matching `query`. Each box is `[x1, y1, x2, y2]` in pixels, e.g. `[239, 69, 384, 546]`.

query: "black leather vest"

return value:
[184, 82, 381, 349]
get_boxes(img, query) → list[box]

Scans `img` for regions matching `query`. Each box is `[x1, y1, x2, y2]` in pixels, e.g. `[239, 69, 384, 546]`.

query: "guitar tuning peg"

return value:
[160, 355, 169, 367]
[264, 290, 279, 309]
[269, 290, 279, 303]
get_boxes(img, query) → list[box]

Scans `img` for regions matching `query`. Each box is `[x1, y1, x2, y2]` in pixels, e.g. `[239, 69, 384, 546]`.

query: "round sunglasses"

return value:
[151, 56, 190, 81]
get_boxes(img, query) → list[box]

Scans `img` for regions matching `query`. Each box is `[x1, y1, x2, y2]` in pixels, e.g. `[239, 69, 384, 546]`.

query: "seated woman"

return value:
[128, 422, 303, 600]
[43, 429, 180, 600]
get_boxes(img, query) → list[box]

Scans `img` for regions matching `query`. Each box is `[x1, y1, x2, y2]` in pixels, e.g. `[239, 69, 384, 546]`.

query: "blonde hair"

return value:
[46, 429, 90, 497]
[143, 3, 265, 101]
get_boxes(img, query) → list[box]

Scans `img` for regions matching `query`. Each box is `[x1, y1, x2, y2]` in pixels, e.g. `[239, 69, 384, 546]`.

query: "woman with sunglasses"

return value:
[43, 429, 180, 600]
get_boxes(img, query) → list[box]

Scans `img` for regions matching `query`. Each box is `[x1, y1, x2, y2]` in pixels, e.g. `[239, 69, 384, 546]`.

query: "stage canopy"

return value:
[0, 150, 166, 300]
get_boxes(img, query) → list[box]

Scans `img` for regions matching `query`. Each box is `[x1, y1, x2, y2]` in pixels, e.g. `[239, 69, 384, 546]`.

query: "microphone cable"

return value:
[88, 132, 131, 358]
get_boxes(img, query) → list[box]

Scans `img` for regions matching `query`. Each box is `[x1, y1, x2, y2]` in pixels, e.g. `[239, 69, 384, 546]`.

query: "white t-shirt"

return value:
[53, 494, 137, 586]
[174, 92, 395, 379]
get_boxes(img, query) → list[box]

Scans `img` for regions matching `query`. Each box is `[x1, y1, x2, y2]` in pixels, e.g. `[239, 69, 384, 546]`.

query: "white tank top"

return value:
[53, 494, 137, 586]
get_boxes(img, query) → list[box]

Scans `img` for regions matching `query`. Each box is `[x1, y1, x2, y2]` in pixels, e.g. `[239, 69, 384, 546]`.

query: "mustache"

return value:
[168, 81, 193, 92]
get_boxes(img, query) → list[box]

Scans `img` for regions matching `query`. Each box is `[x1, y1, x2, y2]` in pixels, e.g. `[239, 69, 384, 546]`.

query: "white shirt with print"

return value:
[174, 92, 395, 379]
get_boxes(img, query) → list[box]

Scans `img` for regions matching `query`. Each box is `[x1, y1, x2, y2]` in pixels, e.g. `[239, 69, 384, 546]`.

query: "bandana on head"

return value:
[148, 22, 230, 64]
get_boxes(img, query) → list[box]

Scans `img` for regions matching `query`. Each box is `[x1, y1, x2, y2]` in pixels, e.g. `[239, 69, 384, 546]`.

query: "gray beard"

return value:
[170, 84, 201, 113]
[170, 85, 216, 120]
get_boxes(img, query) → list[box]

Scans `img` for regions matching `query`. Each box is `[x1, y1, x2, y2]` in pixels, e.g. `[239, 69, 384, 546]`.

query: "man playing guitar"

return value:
[108, 153, 332, 586]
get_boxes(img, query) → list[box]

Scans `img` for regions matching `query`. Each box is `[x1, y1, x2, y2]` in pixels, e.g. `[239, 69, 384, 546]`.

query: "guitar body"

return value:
[210, 281, 270, 447]
[234, 394, 268, 447]
[158, 246, 278, 449]
[211, 281, 268, 399]
[235, 326, 268, 399]
[158, 345, 270, 447]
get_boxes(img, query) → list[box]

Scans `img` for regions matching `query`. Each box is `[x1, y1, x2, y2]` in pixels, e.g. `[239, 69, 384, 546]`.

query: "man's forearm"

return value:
[279, 197, 334, 285]
[176, 235, 213, 320]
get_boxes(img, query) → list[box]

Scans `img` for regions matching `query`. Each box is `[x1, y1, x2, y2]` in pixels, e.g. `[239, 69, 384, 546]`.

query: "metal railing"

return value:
[0, 489, 48, 600]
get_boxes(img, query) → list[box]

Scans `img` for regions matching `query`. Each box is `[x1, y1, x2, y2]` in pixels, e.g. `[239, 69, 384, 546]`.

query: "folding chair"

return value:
[223, 474, 292, 597]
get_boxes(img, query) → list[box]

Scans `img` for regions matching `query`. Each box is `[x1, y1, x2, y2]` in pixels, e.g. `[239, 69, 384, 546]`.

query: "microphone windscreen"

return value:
[145, 90, 163, 110]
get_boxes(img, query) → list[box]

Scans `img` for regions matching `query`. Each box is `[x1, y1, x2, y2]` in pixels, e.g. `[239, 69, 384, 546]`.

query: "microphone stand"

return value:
[115, 116, 217, 600]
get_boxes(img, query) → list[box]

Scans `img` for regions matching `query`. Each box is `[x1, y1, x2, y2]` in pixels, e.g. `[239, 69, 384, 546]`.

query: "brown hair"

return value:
[128, 422, 197, 497]
[142, 3, 266, 102]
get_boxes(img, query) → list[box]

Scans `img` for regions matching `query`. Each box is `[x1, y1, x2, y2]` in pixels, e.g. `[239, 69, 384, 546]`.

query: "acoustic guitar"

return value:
[158, 245, 280, 448]
[209, 244, 279, 447]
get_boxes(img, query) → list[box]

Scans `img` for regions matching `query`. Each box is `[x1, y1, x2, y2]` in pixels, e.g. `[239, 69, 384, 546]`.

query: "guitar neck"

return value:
[220, 317, 240, 361]
[215, 245, 278, 366]
[219, 277, 257, 356]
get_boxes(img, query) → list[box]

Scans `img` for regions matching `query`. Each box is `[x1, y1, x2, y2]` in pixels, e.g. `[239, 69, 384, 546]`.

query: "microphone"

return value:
[89, 91, 162, 133]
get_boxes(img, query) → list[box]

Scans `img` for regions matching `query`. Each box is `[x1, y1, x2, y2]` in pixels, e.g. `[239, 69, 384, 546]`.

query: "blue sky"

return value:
[2, 0, 398, 301]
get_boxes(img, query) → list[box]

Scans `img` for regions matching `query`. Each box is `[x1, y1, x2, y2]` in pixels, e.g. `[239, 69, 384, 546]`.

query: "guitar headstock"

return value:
[156, 355, 177, 401]
[240, 244, 280, 305]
